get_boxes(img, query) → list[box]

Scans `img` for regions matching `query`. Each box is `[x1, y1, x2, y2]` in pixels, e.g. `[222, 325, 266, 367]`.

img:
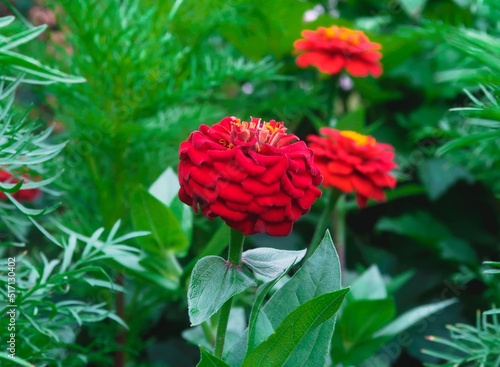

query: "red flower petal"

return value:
[210, 201, 248, 221]
[217, 181, 253, 204]
[258, 156, 288, 184]
[241, 178, 280, 196]
[235, 149, 266, 176]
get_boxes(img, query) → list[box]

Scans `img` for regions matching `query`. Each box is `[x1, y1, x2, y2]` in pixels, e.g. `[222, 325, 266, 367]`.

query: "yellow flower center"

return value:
[340, 130, 376, 146]
[323, 26, 363, 46]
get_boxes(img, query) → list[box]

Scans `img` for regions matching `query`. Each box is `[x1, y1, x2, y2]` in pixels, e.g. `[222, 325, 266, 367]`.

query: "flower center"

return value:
[324, 26, 363, 46]
[226, 117, 289, 150]
[340, 130, 376, 146]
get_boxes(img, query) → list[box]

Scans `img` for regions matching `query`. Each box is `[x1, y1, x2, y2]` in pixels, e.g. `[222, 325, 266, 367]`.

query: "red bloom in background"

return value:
[294, 26, 383, 77]
[307, 128, 396, 208]
[178, 117, 323, 236]
[0, 171, 41, 202]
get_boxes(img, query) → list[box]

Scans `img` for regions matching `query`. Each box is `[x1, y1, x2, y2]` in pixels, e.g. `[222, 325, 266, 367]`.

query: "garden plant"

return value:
[0, 0, 499, 367]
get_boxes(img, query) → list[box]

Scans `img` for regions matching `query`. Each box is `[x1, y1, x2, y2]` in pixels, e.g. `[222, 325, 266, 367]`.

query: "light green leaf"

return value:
[188, 256, 256, 326]
[242, 248, 306, 278]
[130, 185, 188, 255]
[242, 288, 349, 367]
[399, 0, 428, 18]
[349, 265, 387, 301]
[0, 25, 47, 50]
[0, 50, 86, 84]
[197, 348, 231, 367]
[375, 299, 457, 337]
[437, 130, 500, 155]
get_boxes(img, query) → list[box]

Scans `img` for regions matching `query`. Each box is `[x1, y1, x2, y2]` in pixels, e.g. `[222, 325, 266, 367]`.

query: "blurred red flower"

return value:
[294, 26, 383, 77]
[307, 128, 396, 208]
[178, 116, 323, 236]
[0, 171, 41, 202]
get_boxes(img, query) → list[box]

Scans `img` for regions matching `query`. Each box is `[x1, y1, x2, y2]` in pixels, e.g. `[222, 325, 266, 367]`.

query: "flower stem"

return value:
[333, 194, 346, 272]
[214, 228, 245, 358]
[325, 75, 339, 126]
[308, 188, 342, 258]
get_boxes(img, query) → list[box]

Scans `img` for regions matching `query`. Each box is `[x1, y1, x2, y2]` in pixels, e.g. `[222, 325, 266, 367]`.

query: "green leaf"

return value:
[437, 130, 500, 155]
[331, 299, 395, 365]
[188, 256, 256, 326]
[399, 0, 428, 18]
[349, 265, 387, 301]
[418, 158, 473, 200]
[0, 25, 47, 50]
[0, 50, 86, 84]
[242, 248, 306, 278]
[0, 353, 34, 367]
[130, 185, 188, 255]
[375, 299, 457, 337]
[246, 263, 295, 356]
[0, 16, 15, 28]
[227, 230, 342, 367]
[335, 108, 366, 133]
[437, 237, 477, 264]
[197, 348, 231, 367]
[242, 288, 349, 367]
[376, 211, 450, 248]
[182, 224, 229, 282]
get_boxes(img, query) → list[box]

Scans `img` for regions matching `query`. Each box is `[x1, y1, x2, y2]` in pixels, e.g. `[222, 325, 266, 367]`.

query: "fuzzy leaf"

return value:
[188, 256, 256, 326]
[242, 248, 306, 278]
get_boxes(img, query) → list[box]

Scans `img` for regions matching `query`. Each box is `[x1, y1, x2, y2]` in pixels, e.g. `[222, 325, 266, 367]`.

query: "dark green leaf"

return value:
[242, 288, 349, 367]
[418, 158, 473, 200]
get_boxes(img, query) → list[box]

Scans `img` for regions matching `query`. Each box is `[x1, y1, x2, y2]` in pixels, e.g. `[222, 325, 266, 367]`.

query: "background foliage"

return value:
[0, 0, 498, 366]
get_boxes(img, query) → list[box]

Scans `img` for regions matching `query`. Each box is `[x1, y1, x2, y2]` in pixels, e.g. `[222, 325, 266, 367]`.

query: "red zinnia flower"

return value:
[307, 128, 396, 208]
[178, 116, 323, 236]
[294, 26, 383, 77]
[0, 171, 41, 202]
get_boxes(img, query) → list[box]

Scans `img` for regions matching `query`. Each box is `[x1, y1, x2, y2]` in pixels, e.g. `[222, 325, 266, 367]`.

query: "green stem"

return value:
[308, 188, 342, 258]
[214, 228, 245, 358]
[201, 321, 215, 347]
[325, 75, 339, 126]
[333, 195, 346, 272]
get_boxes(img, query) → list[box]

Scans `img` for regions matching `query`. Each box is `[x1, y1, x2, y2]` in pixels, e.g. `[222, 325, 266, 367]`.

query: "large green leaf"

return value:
[130, 186, 188, 255]
[188, 256, 256, 326]
[226, 230, 342, 367]
[242, 288, 349, 367]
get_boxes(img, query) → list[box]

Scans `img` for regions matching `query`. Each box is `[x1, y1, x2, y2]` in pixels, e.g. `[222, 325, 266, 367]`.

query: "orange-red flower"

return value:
[0, 171, 41, 202]
[294, 26, 383, 77]
[178, 116, 322, 236]
[307, 128, 396, 208]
